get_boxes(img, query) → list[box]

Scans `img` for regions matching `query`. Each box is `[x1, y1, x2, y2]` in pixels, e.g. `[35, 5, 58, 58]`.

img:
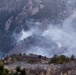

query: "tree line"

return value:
[49, 55, 75, 64]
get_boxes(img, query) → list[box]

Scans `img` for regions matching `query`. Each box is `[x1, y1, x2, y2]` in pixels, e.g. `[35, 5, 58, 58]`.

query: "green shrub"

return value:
[49, 55, 72, 64]
[28, 58, 36, 64]
[49, 55, 59, 64]
[16, 66, 21, 72]
[21, 68, 26, 75]
[70, 55, 75, 60]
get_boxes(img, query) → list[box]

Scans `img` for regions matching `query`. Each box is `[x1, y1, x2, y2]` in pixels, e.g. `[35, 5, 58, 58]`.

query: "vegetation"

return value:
[28, 58, 37, 64]
[0, 54, 75, 75]
[70, 55, 75, 60]
[49, 55, 75, 64]
[14, 66, 26, 75]
[0, 61, 9, 75]
[0, 61, 26, 75]
[3, 53, 76, 65]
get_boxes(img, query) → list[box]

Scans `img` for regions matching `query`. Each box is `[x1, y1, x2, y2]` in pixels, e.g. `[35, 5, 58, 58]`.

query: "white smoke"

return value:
[13, 11, 76, 57]
[25, 46, 50, 57]
[13, 27, 39, 43]
[12, 0, 76, 57]
[42, 11, 76, 56]
[14, 21, 45, 43]
[19, 29, 35, 41]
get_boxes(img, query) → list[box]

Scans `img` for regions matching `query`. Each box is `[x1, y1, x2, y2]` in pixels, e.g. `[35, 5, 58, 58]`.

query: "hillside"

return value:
[0, 0, 76, 57]
[0, 54, 76, 75]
